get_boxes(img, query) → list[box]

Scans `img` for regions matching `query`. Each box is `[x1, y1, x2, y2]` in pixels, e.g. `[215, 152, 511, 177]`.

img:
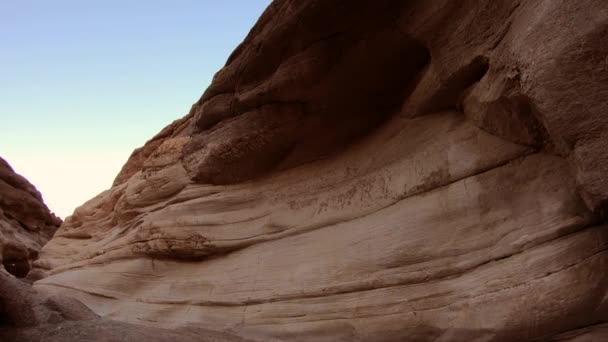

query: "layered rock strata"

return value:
[34, 0, 608, 341]
[0, 270, 249, 342]
[0, 157, 60, 278]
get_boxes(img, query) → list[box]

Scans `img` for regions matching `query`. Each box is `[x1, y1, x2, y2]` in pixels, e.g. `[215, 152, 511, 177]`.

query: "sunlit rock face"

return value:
[35, 0, 608, 341]
[0, 157, 61, 279]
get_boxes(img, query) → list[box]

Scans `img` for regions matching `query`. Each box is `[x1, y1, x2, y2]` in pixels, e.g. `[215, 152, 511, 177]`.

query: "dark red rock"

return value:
[0, 157, 61, 278]
[113, 0, 608, 216]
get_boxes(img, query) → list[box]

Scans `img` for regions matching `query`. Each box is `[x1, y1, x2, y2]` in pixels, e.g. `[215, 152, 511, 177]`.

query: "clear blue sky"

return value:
[0, 1, 270, 218]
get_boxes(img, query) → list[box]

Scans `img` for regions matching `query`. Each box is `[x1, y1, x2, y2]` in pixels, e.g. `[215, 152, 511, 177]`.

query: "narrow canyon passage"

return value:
[2, 0, 608, 341]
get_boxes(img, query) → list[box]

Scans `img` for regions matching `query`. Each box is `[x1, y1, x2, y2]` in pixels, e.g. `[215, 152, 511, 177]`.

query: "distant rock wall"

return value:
[0, 157, 60, 278]
[35, 1, 608, 341]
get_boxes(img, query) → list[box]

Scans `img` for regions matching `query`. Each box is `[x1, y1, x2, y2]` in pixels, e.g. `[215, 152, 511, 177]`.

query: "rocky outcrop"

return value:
[0, 270, 249, 342]
[34, 0, 608, 341]
[0, 157, 61, 278]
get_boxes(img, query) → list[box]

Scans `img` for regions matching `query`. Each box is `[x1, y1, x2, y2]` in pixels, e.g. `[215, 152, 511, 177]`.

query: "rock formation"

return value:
[0, 157, 61, 278]
[33, 0, 608, 341]
[0, 159, 249, 341]
[0, 269, 250, 341]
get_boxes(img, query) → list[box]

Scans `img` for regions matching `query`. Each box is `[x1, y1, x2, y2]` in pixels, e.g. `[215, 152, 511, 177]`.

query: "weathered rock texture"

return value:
[0, 270, 250, 342]
[0, 157, 60, 278]
[34, 0, 608, 341]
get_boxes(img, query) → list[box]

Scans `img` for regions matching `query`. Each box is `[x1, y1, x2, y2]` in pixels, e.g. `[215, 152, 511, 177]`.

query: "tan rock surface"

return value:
[34, 0, 608, 341]
[0, 269, 250, 342]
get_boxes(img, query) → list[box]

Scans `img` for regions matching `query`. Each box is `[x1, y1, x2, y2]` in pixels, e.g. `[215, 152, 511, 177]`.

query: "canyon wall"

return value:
[34, 1, 608, 341]
[0, 157, 60, 278]
[0, 161, 247, 341]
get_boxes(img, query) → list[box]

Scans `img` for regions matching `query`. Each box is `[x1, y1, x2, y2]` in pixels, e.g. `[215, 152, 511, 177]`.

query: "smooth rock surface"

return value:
[0, 320, 252, 342]
[35, 0, 608, 341]
[0, 270, 249, 342]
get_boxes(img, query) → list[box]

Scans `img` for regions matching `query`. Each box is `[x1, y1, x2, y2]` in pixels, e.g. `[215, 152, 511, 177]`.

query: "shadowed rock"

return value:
[0, 157, 61, 278]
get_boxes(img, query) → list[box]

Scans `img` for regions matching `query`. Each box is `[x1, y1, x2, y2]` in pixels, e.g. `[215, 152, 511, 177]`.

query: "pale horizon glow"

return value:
[0, 1, 270, 218]
[3, 152, 128, 219]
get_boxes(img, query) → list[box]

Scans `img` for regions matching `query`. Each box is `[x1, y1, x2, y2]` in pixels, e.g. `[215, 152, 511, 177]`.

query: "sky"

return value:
[0, 1, 271, 219]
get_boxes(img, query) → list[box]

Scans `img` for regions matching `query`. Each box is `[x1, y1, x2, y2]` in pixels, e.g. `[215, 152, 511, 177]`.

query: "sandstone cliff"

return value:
[0, 270, 251, 341]
[0, 161, 247, 341]
[0, 157, 60, 278]
[34, 1, 608, 341]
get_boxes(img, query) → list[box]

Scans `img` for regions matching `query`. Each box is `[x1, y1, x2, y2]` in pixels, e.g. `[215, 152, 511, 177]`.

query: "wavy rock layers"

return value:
[0, 157, 60, 278]
[35, 0, 608, 341]
[0, 270, 250, 342]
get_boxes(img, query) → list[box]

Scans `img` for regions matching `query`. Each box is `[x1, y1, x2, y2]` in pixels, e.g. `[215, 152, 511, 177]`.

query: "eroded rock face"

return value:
[0, 157, 61, 278]
[0, 270, 249, 342]
[34, 1, 608, 341]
